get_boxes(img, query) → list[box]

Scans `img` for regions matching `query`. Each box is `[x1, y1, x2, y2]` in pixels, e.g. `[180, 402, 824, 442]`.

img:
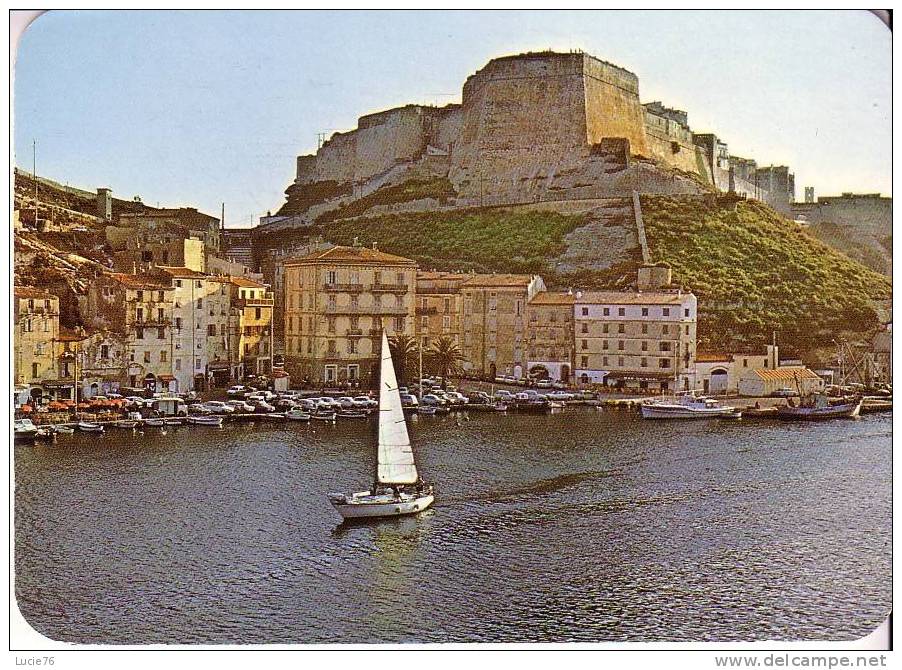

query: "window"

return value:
[603, 307, 610, 316]
[347, 340, 356, 354]
[157, 308, 164, 322]
[350, 316, 359, 329]
[660, 342, 671, 352]
[221, 324, 226, 336]
[641, 323, 648, 334]
[602, 323, 609, 334]
[603, 356, 608, 367]
[159, 291, 165, 301]
[663, 308, 670, 317]
[444, 298, 450, 314]
[327, 340, 336, 354]
[43, 318, 49, 332]
[32, 363, 38, 378]
[101, 344, 109, 360]
[158, 327, 165, 339]
[394, 317, 404, 331]
[602, 340, 609, 350]
[663, 324, 670, 335]
[374, 294, 382, 308]
[516, 300, 522, 316]
[255, 307, 261, 320]
[137, 290, 144, 301]
[421, 298, 428, 310]
[327, 270, 336, 285]
[208, 324, 216, 336]
[581, 323, 588, 334]
[421, 316, 428, 328]
[136, 327, 144, 340]
[144, 351, 151, 363]
[618, 324, 625, 334]
[396, 272, 404, 284]
[244, 343, 250, 354]
[175, 317, 182, 330]
[660, 359, 671, 369]
[328, 317, 336, 333]
[581, 355, 589, 368]
[137, 308, 144, 322]
[442, 316, 451, 330]
[194, 282, 201, 290]
[347, 365, 359, 381]
[618, 307, 625, 317]
[581, 339, 588, 350]
[684, 308, 690, 317]
[764, 359, 769, 368]
[374, 271, 382, 285]
[196, 298, 203, 309]
[743, 359, 748, 368]
[618, 357, 624, 367]
[175, 280, 182, 288]
[618, 341, 624, 351]
[582, 307, 588, 316]
[328, 295, 336, 309]
[175, 358, 181, 371]
[642, 307, 649, 316]
[641, 357, 648, 367]
[160, 351, 167, 362]
[641, 341, 648, 351]
[685, 325, 689, 335]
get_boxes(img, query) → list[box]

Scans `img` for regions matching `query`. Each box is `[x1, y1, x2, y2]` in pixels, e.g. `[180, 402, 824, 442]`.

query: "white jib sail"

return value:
[377, 329, 418, 485]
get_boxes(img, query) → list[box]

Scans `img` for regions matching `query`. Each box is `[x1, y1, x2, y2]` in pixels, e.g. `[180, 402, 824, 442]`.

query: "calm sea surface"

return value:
[14, 408, 891, 644]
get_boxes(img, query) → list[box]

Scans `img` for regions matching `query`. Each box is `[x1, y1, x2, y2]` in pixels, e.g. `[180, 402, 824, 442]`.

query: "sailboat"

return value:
[328, 329, 435, 519]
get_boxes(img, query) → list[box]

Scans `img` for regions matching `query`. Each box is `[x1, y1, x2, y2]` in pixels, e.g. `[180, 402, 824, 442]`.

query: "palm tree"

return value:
[388, 334, 418, 387]
[428, 337, 465, 390]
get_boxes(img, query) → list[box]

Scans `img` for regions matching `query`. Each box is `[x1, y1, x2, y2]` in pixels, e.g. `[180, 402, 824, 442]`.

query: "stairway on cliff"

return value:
[552, 198, 642, 276]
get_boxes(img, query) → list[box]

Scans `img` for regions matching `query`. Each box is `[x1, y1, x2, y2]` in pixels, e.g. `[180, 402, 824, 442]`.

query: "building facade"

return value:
[526, 291, 575, 382]
[695, 346, 780, 395]
[283, 246, 417, 385]
[414, 271, 469, 350]
[14, 288, 60, 402]
[460, 274, 546, 379]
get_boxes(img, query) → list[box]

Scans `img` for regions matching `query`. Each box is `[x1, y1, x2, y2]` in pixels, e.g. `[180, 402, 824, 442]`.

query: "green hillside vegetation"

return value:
[641, 194, 892, 353]
[320, 208, 588, 274]
[317, 177, 456, 223]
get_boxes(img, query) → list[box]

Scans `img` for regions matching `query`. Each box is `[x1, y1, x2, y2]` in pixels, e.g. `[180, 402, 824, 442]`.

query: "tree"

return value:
[428, 337, 465, 390]
[388, 334, 418, 387]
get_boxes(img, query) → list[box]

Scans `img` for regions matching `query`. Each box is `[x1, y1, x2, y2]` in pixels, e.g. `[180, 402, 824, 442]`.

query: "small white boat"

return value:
[338, 409, 368, 419]
[144, 417, 165, 427]
[52, 425, 75, 434]
[186, 415, 224, 427]
[34, 427, 55, 440]
[417, 406, 437, 415]
[641, 393, 741, 419]
[285, 409, 311, 421]
[14, 418, 39, 441]
[775, 395, 861, 420]
[77, 421, 105, 433]
[163, 417, 183, 426]
[112, 420, 141, 429]
[312, 411, 337, 422]
[329, 330, 434, 520]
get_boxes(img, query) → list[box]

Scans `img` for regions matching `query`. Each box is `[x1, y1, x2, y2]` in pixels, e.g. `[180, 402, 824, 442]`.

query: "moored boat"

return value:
[860, 397, 893, 414]
[77, 421, 105, 433]
[774, 395, 861, 421]
[186, 415, 224, 427]
[641, 393, 741, 419]
[285, 409, 311, 421]
[112, 420, 141, 429]
[338, 409, 369, 419]
[417, 405, 437, 415]
[163, 417, 183, 426]
[329, 330, 434, 520]
[14, 418, 39, 441]
[144, 417, 165, 427]
[312, 411, 337, 422]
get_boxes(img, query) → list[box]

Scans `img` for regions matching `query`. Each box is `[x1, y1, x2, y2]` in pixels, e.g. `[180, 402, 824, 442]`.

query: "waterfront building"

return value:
[212, 276, 275, 381]
[737, 366, 824, 397]
[526, 291, 575, 383]
[695, 346, 780, 395]
[415, 271, 469, 350]
[573, 267, 697, 391]
[13, 287, 60, 403]
[460, 274, 546, 379]
[282, 245, 417, 385]
[156, 267, 233, 391]
[83, 273, 177, 392]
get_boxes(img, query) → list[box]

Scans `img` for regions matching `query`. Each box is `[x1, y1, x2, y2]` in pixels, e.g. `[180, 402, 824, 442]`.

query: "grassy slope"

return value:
[641, 194, 891, 353]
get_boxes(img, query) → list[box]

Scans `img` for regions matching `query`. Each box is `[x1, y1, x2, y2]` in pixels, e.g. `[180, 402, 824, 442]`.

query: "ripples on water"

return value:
[14, 409, 891, 644]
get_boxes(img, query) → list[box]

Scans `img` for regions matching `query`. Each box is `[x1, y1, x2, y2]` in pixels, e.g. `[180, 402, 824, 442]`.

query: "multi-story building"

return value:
[14, 288, 60, 400]
[526, 291, 575, 383]
[156, 267, 233, 391]
[460, 274, 546, 379]
[414, 271, 469, 349]
[283, 245, 417, 385]
[83, 273, 177, 392]
[573, 268, 697, 391]
[213, 276, 275, 380]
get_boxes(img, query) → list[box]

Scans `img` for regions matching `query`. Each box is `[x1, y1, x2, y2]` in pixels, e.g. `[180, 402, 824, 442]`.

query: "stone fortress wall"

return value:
[280, 50, 795, 221]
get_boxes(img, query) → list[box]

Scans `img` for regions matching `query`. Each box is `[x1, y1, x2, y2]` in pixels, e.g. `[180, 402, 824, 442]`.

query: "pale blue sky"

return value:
[13, 10, 891, 228]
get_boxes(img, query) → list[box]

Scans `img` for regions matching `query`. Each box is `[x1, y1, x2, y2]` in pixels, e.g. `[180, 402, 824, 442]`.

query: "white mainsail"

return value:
[376, 329, 418, 484]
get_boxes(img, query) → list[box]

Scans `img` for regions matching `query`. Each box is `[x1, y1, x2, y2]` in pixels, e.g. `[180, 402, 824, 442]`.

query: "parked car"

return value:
[444, 391, 468, 405]
[250, 399, 275, 413]
[353, 395, 378, 409]
[535, 379, 553, 389]
[399, 393, 419, 408]
[421, 394, 447, 407]
[467, 391, 492, 404]
[201, 401, 236, 414]
[226, 399, 255, 413]
[546, 391, 575, 401]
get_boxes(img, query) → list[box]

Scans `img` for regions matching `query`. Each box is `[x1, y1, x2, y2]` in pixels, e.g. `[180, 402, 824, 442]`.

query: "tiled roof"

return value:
[529, 291, 575, 305]
[284, 245, 416, 266]
[461, 273, 536, 288]
[696, 352, 733, 363]
[748, 366, 821, 381]
[14, 286, 56, 300]
[156, 266, 209, 279]
[209, 275, 266, 288]
[576, 290, 691, 305]
[106, 272, 171, 290]
[416, 271, 471, 281]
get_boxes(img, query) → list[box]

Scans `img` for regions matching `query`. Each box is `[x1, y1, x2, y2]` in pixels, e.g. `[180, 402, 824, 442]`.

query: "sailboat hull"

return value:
[329, 492, 435, 519]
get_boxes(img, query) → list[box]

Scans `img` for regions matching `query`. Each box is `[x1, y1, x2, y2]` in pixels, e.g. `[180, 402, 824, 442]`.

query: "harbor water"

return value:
[14, 408, 891, 644]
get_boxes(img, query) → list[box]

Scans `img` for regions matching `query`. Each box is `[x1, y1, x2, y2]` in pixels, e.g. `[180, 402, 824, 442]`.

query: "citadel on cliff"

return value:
[263, 50, 797, 229]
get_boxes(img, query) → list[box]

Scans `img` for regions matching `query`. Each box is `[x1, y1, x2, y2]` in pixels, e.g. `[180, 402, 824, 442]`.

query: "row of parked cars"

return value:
[492, 388, 597, 402]
[493, 375, 569, 390]
[220, 386, 380, 414]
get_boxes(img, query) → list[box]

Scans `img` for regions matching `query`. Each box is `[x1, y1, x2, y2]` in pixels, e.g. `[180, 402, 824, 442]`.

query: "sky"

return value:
[12, 9, 892, 228]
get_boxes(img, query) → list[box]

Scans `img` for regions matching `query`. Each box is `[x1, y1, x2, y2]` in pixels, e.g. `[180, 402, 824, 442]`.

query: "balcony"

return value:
[323, 283, 365, 293]
[324, 304, 408, 315]
[371, 283, 410, 294]
[236, 295, 274, 308]
[416, 306, 438, 315]
[133, 319, 171, 328]
[346, 329, 364, 337]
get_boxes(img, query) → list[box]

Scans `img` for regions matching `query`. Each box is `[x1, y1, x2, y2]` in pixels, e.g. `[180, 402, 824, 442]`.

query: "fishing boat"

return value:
[112, 420, 141, 429]
[144, 417, 165, 427]
[14, 418, 39, 442]
[493, 401, 509, 412]
[417, 405, 437, 415]
[77, 421, 105, 433]
[163, 417, 183, 426]
[34, 427, 55, 440]
[186, 415, 224, 427]
[52, 425, 75, 434]
[312, 410, 337, 422]
[774, 394, 861, 421]
[860, 397, 893, 414]
[285, 409, 311, 421]
[328, 330, 434, 520]
[338, 409, 369, 419]
[640, 393, 742, 419]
